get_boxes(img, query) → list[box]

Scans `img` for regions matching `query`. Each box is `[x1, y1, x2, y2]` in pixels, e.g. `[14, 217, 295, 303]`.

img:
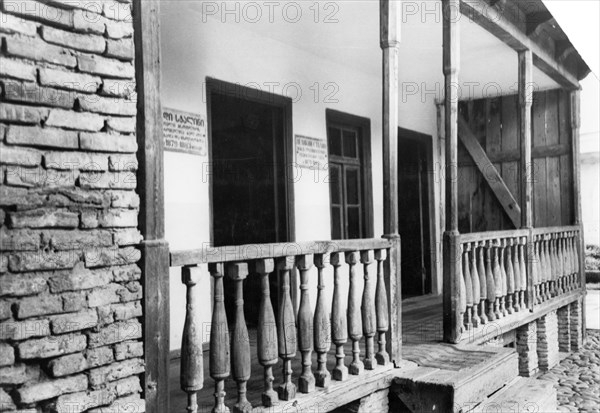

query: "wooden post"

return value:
[133, 1, 170, 412]
[442, 0, 461, 343]
[380, 0, 402, 363]
[570, 89, 586, 337]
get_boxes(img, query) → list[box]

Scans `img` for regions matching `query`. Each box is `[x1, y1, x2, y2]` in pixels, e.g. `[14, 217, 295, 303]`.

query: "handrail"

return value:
[455, 228, 529, 244]
[170, 238, 393, 267]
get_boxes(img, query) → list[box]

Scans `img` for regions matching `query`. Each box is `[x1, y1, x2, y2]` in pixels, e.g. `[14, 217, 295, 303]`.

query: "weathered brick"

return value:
[87, 283, 122, 307]
[16, 374, 88, 404]
[109, 191, 139, 208]
[3, 80, 76, 108]
[81, 209, 99, 228]
[51, 308, 98, 334]
[39, 67, 102, 93]
[48, 263, 110, 293]
[0, 186, 46, 208]
[45, 229, 113, 251]
[0, 363, 28, 384]
[109, 375, 141, 397]
[48, 187, 108, 207]
[17, 294, 63, 319]
[80, 132, 137, 153]
[0, 11, 37, 36]
[112, 300, 141, 321]
[80, 171, 136, 190]
[0, 56, 36, 81]
[0, 103, 49, 124]
[55, 388, 116, 413]
[0, 342, 15, 366]
[2, 0, 75, 29]
[106, 116, 135, 133]
[9, 208, 79, 228]
[18, 333, 87, 359]
[73, 8, 106, 34]
[0, 318, 51, 341]
[4, 33, 76, 67]
[113, 340, 142, 361]
[101, 80, 135, 99]
[102, 1, 131, 21]
[42, 25, 106, 53]
[88, 358, 143, 388]
[87, 319, 141, 348]
[88, 393, 144, 413]
[86, 345, 114, 368]
[113, 228, 142, 246]
[112, 264, 140, 282]
[48, 352, 88, 377]
[98, 209, 137, 228]
[9, 250, 80, 272]
[45, 108, 105, 131]
[44, 151, 108, 172]
[117, 282, 141, 303]
[61, 290, 87, 312]
[0, 272, 47, 297]
[7, 125, 78, 149]
[105, 18, 133, 39]
[0, 144, 42, 166]
[78, 54, 134, 78]
[6, 166, 78, 188]
[0, 300, 11, 320]
[0, 387, 16, 411]
[109, 154, 137, 172]
[78, 95, 136, 116]
[105, 38, 133, 61]
[85, 247, 140, 268]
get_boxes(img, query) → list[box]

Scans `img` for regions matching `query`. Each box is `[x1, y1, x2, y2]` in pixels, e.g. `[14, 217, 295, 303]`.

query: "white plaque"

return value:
[163, 108, 207, 156]
[295, 134, 328, 170]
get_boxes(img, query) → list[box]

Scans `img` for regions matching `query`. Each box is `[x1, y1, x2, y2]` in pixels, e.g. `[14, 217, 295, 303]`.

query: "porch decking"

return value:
[169, 294, 443, 411]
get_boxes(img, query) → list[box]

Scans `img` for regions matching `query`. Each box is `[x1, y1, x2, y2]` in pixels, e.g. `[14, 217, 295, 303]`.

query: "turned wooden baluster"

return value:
[374, 249, 389, 365]
[485, 242, 496, 322]
[470, 242, 481, 328]
[360, 250, 377, 369]
[536, 236, 545, 303]
[277, 256, 296, 401]
[463, 243, 473, 330]
[457, 243, 467, 333]
[254, 259, 278, 407]
[573, 232, 580, 288]
[511, 239, 521, 312]
[477, 242, 488, 325]
[557, 234, 565, 294]
[563, 234, 571, 291]
[346, 251, 364, 375]
[518, 237, 527, 309]
[499, 240, 508, 317]
[313, 254, 331, 388]
[208, 263, 230, 413]
[570, 232, 577, 288]
[296, 254, 315, 393]
[545, 236, 554, 298]
[550, 235, 559, 295]
[532, 236, 541, 304]
[227, 263, 252, 413]
[539, 237, 548, 301]
[181, 266, 203, 413]
[505, 239, 515, 315]
[330, 252, 348, 381]
[492, 241, 503, 319]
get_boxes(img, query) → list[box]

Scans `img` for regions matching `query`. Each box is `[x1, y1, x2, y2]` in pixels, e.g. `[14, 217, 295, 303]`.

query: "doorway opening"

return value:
[398, 128, 433, 298]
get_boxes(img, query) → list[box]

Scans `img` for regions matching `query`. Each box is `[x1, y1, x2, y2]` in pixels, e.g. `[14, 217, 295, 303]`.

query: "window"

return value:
[326, 110, 373, 240]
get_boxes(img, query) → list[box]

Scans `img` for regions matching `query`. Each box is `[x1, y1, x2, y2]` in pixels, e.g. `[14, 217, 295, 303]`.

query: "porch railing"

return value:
[444, 225, 583, 344]
[170, 238, 395, 413]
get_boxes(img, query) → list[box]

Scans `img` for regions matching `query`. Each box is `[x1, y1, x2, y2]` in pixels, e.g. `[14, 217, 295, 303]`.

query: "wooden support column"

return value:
[442, 0, 461, 343]
[133, 1, 170, 412]
[518, 50, 535, 310]
[380, 0, 402, 364]
[570, 89, 587, 337]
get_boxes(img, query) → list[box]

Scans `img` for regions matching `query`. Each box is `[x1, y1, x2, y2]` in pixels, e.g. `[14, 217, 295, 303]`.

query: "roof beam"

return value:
[460, 0, 580, 89]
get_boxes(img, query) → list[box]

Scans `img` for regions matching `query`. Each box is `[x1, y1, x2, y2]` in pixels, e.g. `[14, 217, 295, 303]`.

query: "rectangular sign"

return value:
[295, 134, 328, 170]
[163, 108, 207, 156]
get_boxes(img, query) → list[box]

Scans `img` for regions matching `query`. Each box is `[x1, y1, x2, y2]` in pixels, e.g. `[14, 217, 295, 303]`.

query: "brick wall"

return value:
[0, 1, 145, 412]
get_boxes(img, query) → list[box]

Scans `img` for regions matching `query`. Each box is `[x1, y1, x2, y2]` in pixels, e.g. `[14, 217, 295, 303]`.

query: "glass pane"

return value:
[347, 206, 360, 239]
[342, 129, 357, 158]
[328, 127, 342, 156]
[331, 207, 342, 240]
[345, 167, 360, 205]
[329, 165, 341, 205]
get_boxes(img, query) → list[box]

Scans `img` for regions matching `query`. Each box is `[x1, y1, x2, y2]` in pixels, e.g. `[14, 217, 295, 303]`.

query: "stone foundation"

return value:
[537, 310, 559, 372]
[557, 305, 571, 352]
[516, 321, 538, 377]
[570, 299, 583, 351]
[0, 0, 144, 411]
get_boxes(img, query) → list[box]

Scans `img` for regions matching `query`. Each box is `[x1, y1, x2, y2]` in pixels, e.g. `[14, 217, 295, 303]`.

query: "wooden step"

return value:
[392, 344, 519, 413]
[470, 377, 557, 413]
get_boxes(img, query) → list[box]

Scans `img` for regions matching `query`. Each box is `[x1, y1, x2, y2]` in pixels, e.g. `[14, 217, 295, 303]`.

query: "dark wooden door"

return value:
[398, 131, 432, 297]
[210, 90, 290, 323]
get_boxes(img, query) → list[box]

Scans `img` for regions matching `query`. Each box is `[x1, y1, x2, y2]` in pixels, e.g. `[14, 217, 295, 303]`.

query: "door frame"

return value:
[398, 127, 438, 296]
[205, 77, 296, 245]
